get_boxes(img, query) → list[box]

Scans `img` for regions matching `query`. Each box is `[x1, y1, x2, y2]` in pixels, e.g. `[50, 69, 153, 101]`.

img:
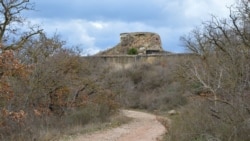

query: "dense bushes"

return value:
[165, 97, 250, 141]
[0, 38, 119, 140]
[165, 1, 250, 140]
[5, 1, 250, 141]
[103, 60, 187, 111]
[0, 0, 186, 140]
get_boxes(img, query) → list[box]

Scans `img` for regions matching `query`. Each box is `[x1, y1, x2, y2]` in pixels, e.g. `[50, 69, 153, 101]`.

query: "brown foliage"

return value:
[0, 1, 120, 140]
[0, 48, 27, 107]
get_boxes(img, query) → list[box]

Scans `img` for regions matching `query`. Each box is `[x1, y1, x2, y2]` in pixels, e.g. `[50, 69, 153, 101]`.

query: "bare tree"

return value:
[178, 1, 250, 139]
[0, 0, 42, 104]
[0, 0, 42, 51]
[17, 33, 65, 64]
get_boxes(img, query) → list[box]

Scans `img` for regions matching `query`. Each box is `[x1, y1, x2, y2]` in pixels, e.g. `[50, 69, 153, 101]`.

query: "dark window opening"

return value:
[146, 50, 160, 54]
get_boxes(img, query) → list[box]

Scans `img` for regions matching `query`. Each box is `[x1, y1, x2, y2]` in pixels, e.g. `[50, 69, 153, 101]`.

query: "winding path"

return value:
[70, 110, 166, 141]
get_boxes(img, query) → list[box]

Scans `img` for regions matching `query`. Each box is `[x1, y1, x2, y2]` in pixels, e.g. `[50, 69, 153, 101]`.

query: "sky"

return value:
[26, 0, 235, 55]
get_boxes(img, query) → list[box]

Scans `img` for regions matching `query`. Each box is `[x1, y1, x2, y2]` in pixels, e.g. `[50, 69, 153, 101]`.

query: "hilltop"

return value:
[97, 32, 171, 56]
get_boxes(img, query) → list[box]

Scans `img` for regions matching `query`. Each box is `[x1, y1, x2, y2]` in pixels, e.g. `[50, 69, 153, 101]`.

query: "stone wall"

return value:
[86, 53, 197, 69]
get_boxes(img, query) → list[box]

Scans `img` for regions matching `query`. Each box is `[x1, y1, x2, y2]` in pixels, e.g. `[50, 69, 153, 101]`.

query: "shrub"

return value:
[105, 59, 187, 111]
[66, 104, 102, 126]
[138, 83, 187, 111]
[165, 98, 250, 141]
[127, 48, 138, 55]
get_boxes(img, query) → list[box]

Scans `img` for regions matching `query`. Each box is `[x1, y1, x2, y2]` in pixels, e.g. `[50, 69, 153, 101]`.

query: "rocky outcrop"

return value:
[98, 32, 164, 55]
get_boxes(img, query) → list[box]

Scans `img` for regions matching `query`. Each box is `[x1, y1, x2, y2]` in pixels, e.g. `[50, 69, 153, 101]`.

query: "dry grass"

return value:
[163, 97, 250, 141]
[58, 110, 132, 141]
[156, 115, 171, 133]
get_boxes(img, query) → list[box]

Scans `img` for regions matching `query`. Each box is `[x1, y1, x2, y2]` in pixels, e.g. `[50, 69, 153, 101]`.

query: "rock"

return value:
[168, 110, 178, 115]
[98, 32, 164, 55]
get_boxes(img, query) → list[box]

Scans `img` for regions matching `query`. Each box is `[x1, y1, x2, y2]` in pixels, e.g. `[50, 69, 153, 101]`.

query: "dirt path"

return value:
[70, 110, 166, 141]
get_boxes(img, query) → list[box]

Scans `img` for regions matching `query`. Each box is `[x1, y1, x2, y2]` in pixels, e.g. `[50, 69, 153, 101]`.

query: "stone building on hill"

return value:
[98, 32, 168, 55]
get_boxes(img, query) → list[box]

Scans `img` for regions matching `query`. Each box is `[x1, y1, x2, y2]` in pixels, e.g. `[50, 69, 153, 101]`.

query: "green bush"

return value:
[127, 48, 138, 55]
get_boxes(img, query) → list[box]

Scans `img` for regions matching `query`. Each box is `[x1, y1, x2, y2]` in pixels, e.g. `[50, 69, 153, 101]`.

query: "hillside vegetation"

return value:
[0, 0, 249, 141]
[164, 0, 250, 140]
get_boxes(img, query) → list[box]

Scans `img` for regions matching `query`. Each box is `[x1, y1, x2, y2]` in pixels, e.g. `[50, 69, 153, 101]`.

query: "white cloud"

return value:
[30, 18, 101, 55]
[193, 0, 234, 18]
[162, 0, 235, 23]
[29, 0, 236, 54]
[90, 22, 108, 30]
[183, 0, 208, 19]
[30, 18, 180, 53]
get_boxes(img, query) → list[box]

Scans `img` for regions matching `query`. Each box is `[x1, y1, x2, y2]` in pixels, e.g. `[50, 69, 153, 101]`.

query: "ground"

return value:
[67, 110, 166, 141]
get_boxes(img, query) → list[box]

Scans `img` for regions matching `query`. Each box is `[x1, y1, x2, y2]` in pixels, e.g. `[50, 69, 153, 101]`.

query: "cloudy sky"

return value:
[26, 0, 235, 55]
